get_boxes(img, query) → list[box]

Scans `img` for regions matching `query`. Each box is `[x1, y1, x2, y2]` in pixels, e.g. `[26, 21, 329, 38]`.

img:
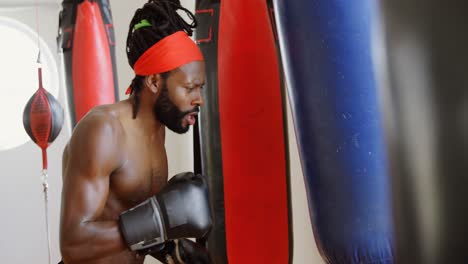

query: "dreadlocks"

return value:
[126, 0, 197, 118]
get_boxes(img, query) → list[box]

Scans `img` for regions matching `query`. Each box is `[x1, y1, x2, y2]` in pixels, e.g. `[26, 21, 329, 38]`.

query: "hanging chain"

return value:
[41, 169, 52, 264]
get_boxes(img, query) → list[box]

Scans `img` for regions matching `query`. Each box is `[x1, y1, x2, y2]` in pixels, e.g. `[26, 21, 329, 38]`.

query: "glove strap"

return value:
[129, 197, 166, 251]
[148, 197, 166, 247]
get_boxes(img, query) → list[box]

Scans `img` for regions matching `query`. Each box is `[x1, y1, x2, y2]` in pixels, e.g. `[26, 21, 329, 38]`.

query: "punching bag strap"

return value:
[71, 0, 81, 26]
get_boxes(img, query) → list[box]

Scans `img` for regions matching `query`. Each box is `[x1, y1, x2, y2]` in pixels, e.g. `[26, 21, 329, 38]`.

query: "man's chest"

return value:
[110, 142, 169, 205]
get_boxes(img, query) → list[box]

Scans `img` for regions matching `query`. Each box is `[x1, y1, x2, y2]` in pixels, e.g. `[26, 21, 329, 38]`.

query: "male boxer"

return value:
[59, 1, 211, 263]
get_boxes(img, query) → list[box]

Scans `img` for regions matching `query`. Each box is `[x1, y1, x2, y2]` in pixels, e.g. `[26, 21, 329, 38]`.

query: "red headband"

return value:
[126, 31, 203, 95]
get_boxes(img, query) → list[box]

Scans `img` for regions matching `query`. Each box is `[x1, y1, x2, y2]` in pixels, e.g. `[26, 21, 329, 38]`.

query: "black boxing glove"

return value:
[146, 239, 212, 264]
[119, 172, 212, 252]
[172, 238, 212, 264]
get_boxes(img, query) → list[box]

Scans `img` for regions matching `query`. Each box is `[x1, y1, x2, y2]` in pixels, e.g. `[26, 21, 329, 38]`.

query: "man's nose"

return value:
[192, 91, 204, 106]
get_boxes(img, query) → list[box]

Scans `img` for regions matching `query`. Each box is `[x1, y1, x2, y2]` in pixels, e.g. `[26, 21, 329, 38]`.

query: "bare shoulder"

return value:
[71, 106, 123, 144]
[65, 105, 126, 179]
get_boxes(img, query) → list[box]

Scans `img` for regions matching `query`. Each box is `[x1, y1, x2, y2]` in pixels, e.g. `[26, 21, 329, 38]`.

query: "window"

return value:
[0, 16, 59, 151]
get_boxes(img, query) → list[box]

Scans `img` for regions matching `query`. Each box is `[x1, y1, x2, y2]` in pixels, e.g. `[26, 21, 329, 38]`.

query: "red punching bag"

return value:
[72, 0, 115, 122]
[58, 0, 118, 127]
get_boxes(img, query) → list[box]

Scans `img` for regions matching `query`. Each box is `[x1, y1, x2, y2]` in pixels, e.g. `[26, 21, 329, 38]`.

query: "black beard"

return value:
[154, 86, 199, 134]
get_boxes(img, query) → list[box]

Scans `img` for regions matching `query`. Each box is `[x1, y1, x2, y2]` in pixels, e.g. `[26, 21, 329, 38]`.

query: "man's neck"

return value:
[125, 97, 164, 136]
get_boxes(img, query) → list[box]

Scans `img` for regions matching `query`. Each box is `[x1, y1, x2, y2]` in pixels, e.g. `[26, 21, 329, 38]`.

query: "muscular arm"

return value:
[60, 112, 126, 263]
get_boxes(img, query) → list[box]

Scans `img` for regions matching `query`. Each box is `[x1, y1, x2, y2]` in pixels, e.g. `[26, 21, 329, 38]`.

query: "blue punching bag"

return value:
[273, 0, 394, 263]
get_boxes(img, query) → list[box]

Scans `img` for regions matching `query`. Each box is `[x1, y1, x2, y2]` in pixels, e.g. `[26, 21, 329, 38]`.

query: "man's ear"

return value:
[144, 74, 163, 94]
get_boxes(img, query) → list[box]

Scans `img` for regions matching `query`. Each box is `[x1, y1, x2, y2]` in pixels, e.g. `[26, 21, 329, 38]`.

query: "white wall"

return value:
[0, 1, 321, 263]
[0, 3, 69, 263]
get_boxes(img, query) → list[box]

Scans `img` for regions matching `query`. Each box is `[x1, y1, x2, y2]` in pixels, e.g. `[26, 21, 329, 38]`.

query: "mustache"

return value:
[180, 106, 200, 117]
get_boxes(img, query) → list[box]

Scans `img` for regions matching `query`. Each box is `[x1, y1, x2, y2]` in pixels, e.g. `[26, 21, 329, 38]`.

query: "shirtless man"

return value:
[59, 1, 211, 263]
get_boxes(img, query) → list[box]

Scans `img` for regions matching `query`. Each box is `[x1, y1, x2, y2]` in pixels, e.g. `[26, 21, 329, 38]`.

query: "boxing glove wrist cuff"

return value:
[119, 196, 167, 251]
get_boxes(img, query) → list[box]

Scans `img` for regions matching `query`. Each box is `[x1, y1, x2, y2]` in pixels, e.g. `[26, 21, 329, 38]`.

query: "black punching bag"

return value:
[378, 1, 468, 263]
